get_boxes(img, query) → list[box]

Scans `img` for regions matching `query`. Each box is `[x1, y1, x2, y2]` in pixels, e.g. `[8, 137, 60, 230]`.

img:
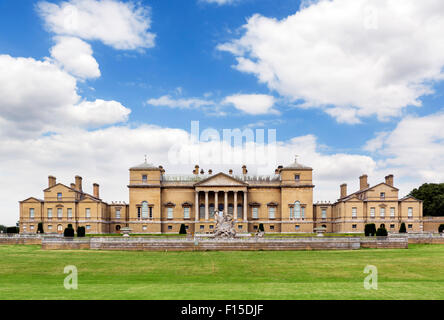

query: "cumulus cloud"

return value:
[223, 94, 277, 115]
[37, 0, 155, 50]
[199, 0, 237, 5]
[50, 36, 100, 79]
[218, 0, 444, 123]
[146, 95, 215, 109]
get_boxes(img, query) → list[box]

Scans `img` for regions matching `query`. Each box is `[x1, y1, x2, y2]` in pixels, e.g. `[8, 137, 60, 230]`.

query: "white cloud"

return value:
[146, 95, 214, 109]
[218, 0, 444, 123]
[50, 36, 100, 79]
[37, 0, 155, 50]
[365, 111, 444, 182]
[199, 0, 236, 5]
[223, 94, 277, 115]
[0, 54, 130, 138]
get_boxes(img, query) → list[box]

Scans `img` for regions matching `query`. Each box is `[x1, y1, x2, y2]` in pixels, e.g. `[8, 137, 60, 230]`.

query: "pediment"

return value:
[194, 172, 248, 187]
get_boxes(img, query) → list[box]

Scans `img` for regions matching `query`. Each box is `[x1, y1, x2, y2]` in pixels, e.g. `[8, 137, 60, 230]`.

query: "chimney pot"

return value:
[229, 169, 233, 175]
[208, 169, 213, 175]
[242, 165, 248, 175]
[200, 169, 204, 175]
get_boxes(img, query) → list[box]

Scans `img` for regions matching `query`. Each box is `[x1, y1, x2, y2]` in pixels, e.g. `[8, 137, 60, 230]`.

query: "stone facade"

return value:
[19, 159, 428, 234]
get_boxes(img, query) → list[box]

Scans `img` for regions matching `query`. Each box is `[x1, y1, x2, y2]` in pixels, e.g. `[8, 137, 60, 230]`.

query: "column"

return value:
[243, 191, 247, 221]
[205, 191, 209, 221]
[224, 191, 228, 216]
[214, 191, 218, 216]
[195, 191, 199, 221]
[233, 191, 238, 220]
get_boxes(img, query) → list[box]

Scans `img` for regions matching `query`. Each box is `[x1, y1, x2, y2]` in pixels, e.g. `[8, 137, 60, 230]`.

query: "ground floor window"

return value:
[168, 225, 172, 230]
[48, 225, 52, 230]
[185, 225, 189, 230]
[30, 225, 34, 231]
[390, 224, 395, 229]
[295, 225, 300, 230]
[253, 225, 258, 230]
[408, 224, 413, 229]
[238, 225, 243, 229]
[270, 225, 275, 230]
[143, 225, 147, 231]
[209, 225, 214, 229]
[86, 225, 91, 230]
[116, 225, 121, 231]
[352, 224, 357, 229]
[200, 225, 204, 230]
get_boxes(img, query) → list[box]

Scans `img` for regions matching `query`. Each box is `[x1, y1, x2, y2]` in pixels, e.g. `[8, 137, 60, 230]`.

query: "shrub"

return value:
[258, 224, 265, 232]
[64, 226, 74, 237]
[179, 224, 187, 234]
[68, 224, 73, 229]
[364, 223, 376, 236]
[37, 222, 44, 234]
[6, 226, 19, 234]
[376, 226, 388, 237]
[77, 226, 86, 237]
[399, 222, 407, 233]
[439, 224, 444, 233]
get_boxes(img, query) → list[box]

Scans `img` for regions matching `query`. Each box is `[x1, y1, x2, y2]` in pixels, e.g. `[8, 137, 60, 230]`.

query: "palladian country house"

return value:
[19, 158, 435, 234]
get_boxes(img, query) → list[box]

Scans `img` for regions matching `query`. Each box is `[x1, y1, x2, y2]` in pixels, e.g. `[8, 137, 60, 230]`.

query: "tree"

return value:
[376, 226, 388, 237]
[258, 223, 265, 232]
[409, 183, 444, 216]
[6, 226, 19, 234]
[399, 222, 407, 233]
[365, 223, 376, 236]
[439, 224, 444, 233]
[179, 224, 187, 235]
[77, 226, 86, 237]
[37, 222, 44, 234]
[64, 225, 74, 237]
[0, 225, 7, 233]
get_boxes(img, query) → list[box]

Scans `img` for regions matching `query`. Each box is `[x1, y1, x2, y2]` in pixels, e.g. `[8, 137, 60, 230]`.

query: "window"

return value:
[270, 225, 275, 230]
[142, 225, 147, 231]
[238, 225, 243, 229]
[380, 192, 385, 200]
[390, 224, 395, 229]
[142, 175, 147, 183]
[408, 224, 413, 229]
[380, 207, 385, 218]
[301, 207, 305, 219]
[141, 202, 149, 219]
[48, 225, 52, 230]
[199, 204, 205, 219]
[200, 225, 204, 230]
[85, 208, 91, 219]
[29, 208, 35, 219]
[390, 207, 395, 218]
[57, 208, 62, 219]
[167, 207, 173, 219]
[57, 193, 62, 200]
[185, 225, 189, 230]
[184, 207, 190, 219]
[295, 201, 301, 219]
[352, 224, 357, 229]
[253, 225, 258, 230]
[295, 225, 300, 230]
[168, 225, 172, 230]
[209, 225, 214, 229]
[408, 207, 413, 218]
[228, 204, 234, 216]
[86, 225, 91, 230]
[252, 207, 258, 219]
[370, 207, 375, 218]
[30, 225, 34, 230]
[67, 208, 72, 219]
[116, 209, 121, 219]
[209, 204, 215, 218]
[57, 225, 63, 232]
[47, 208, 53, 219]
[352, 207, 357, 218]
[321, 208, 327, 220]
[137, 207, 141, 220]
[294, 174, 300, 182]
[289, 207, 294, 219]
[237, 205, 243, 219]
[268, 207, 276, 219]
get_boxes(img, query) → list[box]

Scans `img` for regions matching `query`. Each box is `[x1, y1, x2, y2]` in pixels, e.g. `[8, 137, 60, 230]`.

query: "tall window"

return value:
[408, 207, 413, 218]
[141, 201, 149, 219]
[167, 207, 173, 219]
[67, 208, 72, 219]
[352, 207, 357, 218]
[47, 208, 52, 219]
[301, 207, 305, 219]
[237, 205, 243, 219]
[268, 206, 276, 219]
[252, 207, 258, 219]
[57, 208, 62, 219]
[29, 208, 35, 219]
[86, 208, 91, 219]
[380, 192, 385, 200]
[370, 207, 375, 218]
[137, 207, 141, 220]
[209, 204, 215, 218]
[390, 207, 395, 218]
[199, 204, 205, 219]
[57, 193, 62, 200]
[116, 209, 121, 219]
[184, 207, 190, 219]
[228, 204, 234, 216]
[142, 175, 147, 184]
[294, 201, 301, 219]
[289, 207, 294, 219]
[322, 208, 327, 220]
[380, 207, 385, 218]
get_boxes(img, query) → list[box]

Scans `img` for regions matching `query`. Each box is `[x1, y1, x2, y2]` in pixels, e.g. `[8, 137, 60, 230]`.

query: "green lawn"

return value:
[0, 244, 443, 300]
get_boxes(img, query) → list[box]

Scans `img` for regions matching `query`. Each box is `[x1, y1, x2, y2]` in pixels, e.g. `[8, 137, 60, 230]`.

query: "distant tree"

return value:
[179, 224, 187, 235]
[6, 227, 19, 234]
[37, 222, 44, 234]
[0, 225, 7, 233]
[258, 224, 265, 232]
[365, 223, 376, 236]
[409, 183, 444, 216]
[376, 226, 388, 237]
[439, 224, 444, 233]
[399, 222, 407, 233]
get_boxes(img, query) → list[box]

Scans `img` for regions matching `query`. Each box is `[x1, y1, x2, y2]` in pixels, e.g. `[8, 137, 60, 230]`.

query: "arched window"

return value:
[141, 201, 149, 219]
[116, 225, 121, 231]
[57, 224, 63, 233]
[294, 201, 301, 219]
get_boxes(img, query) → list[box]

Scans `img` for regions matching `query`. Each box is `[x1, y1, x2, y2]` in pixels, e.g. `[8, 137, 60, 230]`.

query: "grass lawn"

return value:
[0, 244, 443, 300]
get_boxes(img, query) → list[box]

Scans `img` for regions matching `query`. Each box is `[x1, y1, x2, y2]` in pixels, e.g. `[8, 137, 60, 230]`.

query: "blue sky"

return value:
[1, 0, 444, 224]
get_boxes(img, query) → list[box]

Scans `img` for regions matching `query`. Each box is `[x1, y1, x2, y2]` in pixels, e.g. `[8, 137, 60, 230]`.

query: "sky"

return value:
[1, 0, 444, 225]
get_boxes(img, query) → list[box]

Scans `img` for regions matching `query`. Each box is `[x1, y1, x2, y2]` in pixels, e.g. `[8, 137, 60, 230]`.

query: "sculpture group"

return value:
[213, 211, 237, 238]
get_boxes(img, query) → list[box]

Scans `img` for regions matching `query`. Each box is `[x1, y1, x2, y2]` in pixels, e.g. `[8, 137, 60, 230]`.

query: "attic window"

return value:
[294, 174, 300, 182]
[142, 175, 147, 184]
[380, 192, 385, 200]
[57, 193, 62, 200]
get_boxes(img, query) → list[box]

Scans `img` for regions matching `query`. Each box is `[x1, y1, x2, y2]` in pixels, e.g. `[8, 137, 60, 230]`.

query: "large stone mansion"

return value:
[19, 158, 426, 234]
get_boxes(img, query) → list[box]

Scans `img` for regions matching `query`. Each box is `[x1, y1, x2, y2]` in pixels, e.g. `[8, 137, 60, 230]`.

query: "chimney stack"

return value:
[48, 176, 56, 188]
[359, 174, 369, 191]
[93, 183, 100, 198]
[70, 183, 76, 189]
[75, 175, 83, 192]
[200, 169, 205, 175]
[193, 165, 199, 175]
[340, 183, 347, 199]
[242, 165, 248, 175]
[208, 169, 213, 175]
[275, 169, 279, 174]
[385, 174, 394, 187]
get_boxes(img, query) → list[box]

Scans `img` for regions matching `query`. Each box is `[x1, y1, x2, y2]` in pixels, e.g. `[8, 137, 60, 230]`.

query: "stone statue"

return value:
[213, 210, 237, 238]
